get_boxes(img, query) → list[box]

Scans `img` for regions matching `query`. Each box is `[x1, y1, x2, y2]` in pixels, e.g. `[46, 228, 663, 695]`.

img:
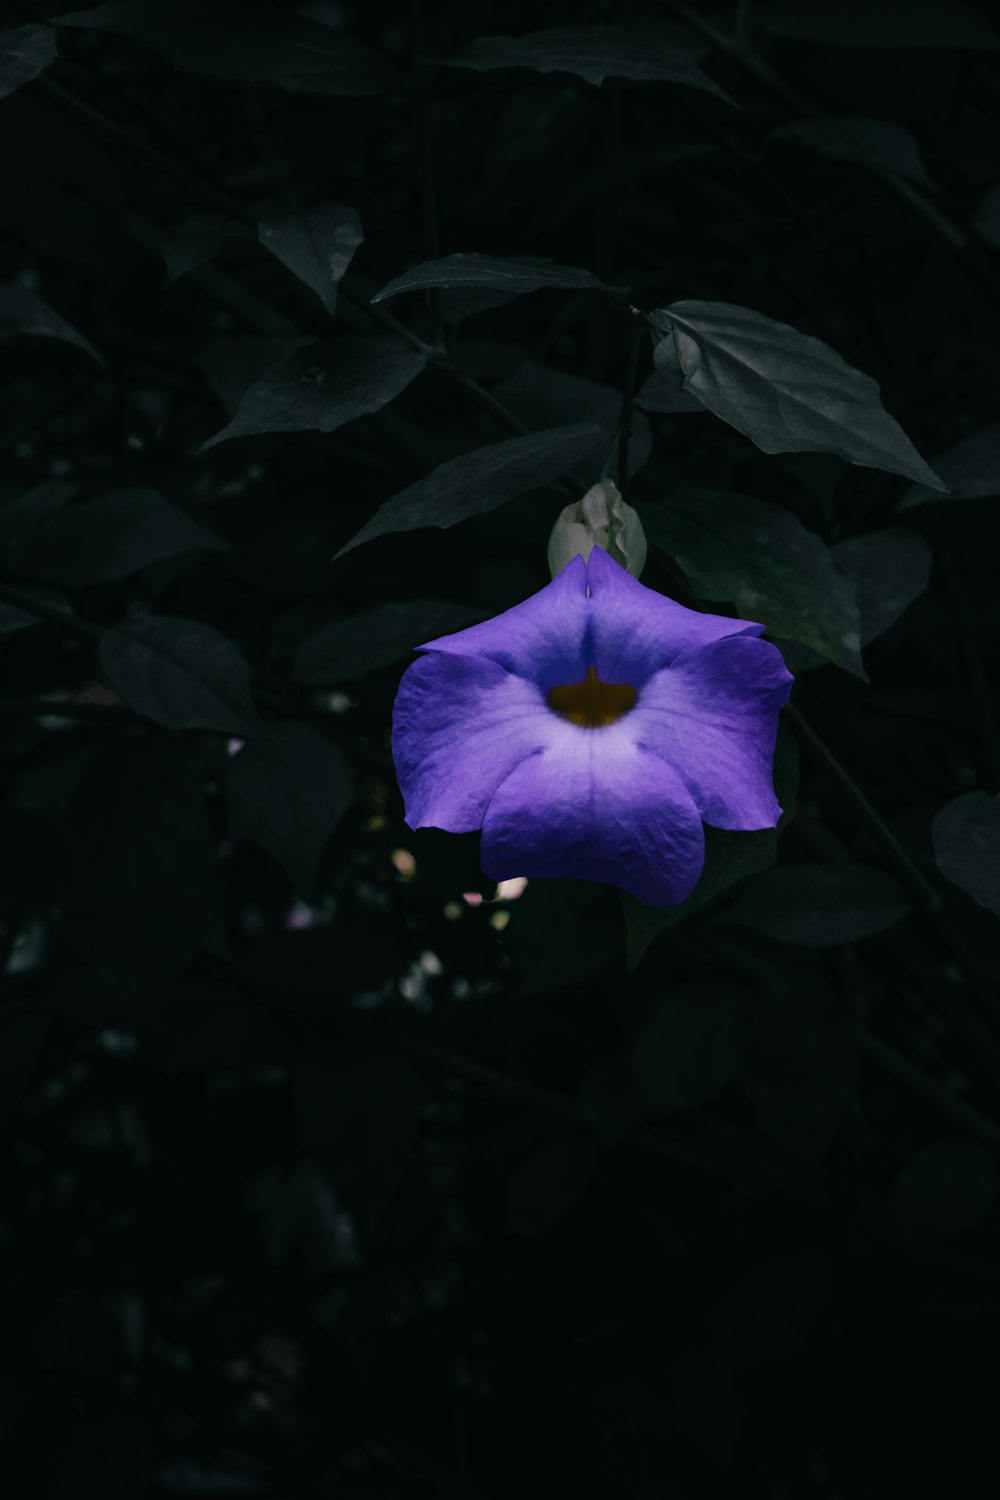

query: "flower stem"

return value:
[616, 314, 643, 505]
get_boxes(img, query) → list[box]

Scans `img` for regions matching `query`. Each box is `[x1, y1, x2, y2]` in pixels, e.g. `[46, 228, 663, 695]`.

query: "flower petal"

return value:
[392, 650, 557, 831]
[629, 635, 793, 830]
[420, 553, 589, 690]
[586, 544, 764, 684]
[480, 725, 705, 906]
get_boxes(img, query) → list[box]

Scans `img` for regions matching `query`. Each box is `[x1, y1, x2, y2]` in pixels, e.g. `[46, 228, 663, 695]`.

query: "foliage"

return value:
[2, 2, 1000, 1496]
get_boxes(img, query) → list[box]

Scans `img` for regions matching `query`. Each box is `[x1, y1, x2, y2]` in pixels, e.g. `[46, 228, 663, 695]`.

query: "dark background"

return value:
[2, 2, 1000, 1496]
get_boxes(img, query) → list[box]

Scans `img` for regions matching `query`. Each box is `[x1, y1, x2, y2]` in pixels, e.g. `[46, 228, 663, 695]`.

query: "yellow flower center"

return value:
[546, 666, 637, 728]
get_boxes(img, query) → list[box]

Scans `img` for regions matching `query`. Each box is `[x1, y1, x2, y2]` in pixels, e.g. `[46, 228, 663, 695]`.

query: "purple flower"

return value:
[391, 547, 793, 906]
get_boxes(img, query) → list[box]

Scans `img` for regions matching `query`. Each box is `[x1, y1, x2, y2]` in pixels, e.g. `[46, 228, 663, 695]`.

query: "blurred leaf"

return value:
[724, 863, 909, 947]
[0, 1011, 50, 1135]
[4, 488, 228, 584]
[739, 981, 857, 1156]
[258, 201, 363, 316]
[373, 252, 605, 303]
[900, 420, 1000, 508]
[100, 615, 264, 737]
[892, 1139, 998, 1240]
[0, 284, 102, 363]
[226, 722, 352, 897]
[0, 23, 57, 102]
[503, 880, 620, 996]
[632, 979, 748, 1115]
[0, 584, 72, 633]
[760, 0, 1000, 48]
[58, 1, 397, 96]
[335, 422, 606, 557]
[638, 487, 865, 676]
[449, 25, 733, 102]
[200, 337, 425, 448]
[771, 116, 931, 186]
[495, 364, 653, 480]
[58, 737, 222, 989]
[831, 526, 931, 644]
[651, 301, 945, 489]
[972, 184, 1000, 248]
[503, 1132, 597, 1236]
[577, 1054, 647, 1146]
[161, 212, 227, 284]
[933, 792, 1000, 916]
[623, 721, 800, 965]
[293, 599, 484, 685]
[0, 479, 76, 547]
[710, 1251, 835, 1359]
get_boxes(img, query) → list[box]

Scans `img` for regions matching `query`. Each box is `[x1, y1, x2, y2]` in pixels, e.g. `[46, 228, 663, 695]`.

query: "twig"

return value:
[616, 314, 643, 504]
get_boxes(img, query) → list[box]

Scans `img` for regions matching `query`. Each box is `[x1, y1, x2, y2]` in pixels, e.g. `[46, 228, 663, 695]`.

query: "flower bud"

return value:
[546, 479, 647, 580]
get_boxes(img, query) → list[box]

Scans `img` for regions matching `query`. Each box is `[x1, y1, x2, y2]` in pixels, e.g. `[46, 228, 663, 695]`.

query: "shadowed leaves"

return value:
[100, 616, 264, 737]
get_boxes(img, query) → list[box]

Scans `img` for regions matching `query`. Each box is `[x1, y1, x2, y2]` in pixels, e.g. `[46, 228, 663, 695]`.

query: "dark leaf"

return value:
[892, 1139, 998, 1240]
[293, 599, 485, 685]
[634, 361, 703, 414]
[932, 792, 1000, 916]
[58, 1, 397, 97]
[972, 185, 1000, 249]
[724, 863, 909, 947]
[161, 213, 227, 284]
[638, 487, 865, 676]
[99, 615, 264, 737]
[900, 421, 1000, 508]
[226, 721, 353, 896]
[200, 337, 425, 448]
[739, 981, 857, 1156]
[0, 480, 76, 547]
[58, 737, 222, 989]
[632, 980, 748, 1115]
[651, 301, 945, 489]
[449, 25, 733, 102]
[0, 284, 102, 363]
[335, 422, 606, 558]
[373, 252, 605, 303]
[760, 0, 1000, 49]
[0, 23, 57, 103]
[771, 116, 931, 186]
[4, 488, 228, 584]
[831, 526, 931, 645]
[577, 1055, 647, 1146]
[494, 364, 653, 480]
[258, 201, 363, 316]
[0, 584, 73, 633]
[503, 1132, 597, 1236]
[0, 1011, 50, 1134]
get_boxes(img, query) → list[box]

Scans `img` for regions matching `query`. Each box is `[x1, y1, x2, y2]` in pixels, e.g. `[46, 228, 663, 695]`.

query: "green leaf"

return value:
[58, 2, 397, 97]
[638, 487, 865, 677]
[0, 23, 57, 103]
[502, 1133, 597, 1237]
[258, 201, 363, 316]
[771, 116, 931, 187]
[632, 980, 748, 1115]
[623, 721, 800, 967]
[162, 213, 227, 285]
[334, 422, 606, 558]
[226, 721, 353, 897]
[892, 1140, 998, 1241]
[200, 338, 426, 449]
[494, 364, 653, 480]
[293, 599, 485, 685]
[0, 585, 73, 634]
[899, 421, 1000, 508]
[932, 792, 1000, 917]
[972, 185, 1000, 249]
[651, 301, 945, 489]
[373, 252, 605, 303]
[58, 737, 223, 989]
[0, 284, 102, 364]
[448, 25, 734, 102]
[0, 480, 76, 548]
[4, 488, 228, 584]
[760, 0, 1000, 49]
[724, 863, 909, 947]
[99, 615, 264, 737]
[831, 526, 931, 645]
[739, 982, 857, 1156]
